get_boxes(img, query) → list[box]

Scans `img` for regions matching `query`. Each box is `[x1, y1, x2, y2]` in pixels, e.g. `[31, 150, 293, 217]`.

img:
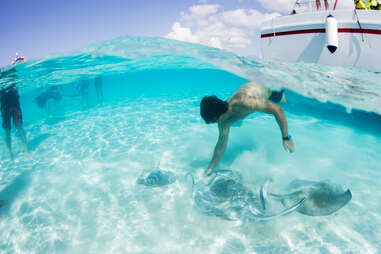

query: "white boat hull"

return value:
[260, 10, 381, 72]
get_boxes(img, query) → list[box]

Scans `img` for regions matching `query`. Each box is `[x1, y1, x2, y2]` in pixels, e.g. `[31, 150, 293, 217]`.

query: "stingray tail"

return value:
[248, 198, 305, 221]
[268, 191, 305, 208]
[268, 191, 304, 202]
[259, 181, 270, 211]
[185, 172, 196, 187]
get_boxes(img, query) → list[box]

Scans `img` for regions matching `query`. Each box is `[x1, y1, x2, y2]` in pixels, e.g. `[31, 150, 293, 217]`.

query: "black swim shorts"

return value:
[1, 107, 23, 130]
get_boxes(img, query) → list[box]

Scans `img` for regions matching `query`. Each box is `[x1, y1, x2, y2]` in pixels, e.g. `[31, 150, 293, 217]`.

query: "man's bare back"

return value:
[200, 82, 294, 175]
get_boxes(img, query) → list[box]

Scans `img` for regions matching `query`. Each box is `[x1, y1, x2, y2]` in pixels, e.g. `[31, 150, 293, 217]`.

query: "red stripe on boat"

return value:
[261, 28, 381, 38]
[338, 28, 381, 34]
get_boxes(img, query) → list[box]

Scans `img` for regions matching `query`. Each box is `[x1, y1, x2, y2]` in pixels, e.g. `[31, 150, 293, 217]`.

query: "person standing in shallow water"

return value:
[200, 82, 295, 176]
[94, 76, 104, 105]
[0, 85, 28, 159]
[77, 78, 90, 108]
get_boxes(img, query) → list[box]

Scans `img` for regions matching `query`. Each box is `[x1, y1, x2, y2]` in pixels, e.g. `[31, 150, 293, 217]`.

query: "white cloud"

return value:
[166, 22, 199, 44]
[189, 4, 220, 17]
[222, 9, 280, 27]
[257, 0, 295, 13]
[166, 4, 278, 54]
[209, 37, 222, 48]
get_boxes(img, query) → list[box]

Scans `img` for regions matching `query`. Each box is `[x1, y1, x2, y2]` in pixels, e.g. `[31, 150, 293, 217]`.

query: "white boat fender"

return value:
[326, 14, 338, 54]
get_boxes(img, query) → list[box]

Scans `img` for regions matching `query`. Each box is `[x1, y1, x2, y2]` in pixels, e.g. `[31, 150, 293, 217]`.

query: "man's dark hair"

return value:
[200, 95, 228, 124]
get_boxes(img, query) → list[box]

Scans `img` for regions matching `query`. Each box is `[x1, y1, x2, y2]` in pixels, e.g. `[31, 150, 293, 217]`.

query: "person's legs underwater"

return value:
[2, 109, 13, 159]
[13, 107, 28, 153]
[4, 129, 13, 159]
[16, 125, 28, 153]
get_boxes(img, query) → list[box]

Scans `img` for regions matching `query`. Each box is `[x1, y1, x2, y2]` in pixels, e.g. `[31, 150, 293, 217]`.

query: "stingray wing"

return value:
[269, 182, 352, 216]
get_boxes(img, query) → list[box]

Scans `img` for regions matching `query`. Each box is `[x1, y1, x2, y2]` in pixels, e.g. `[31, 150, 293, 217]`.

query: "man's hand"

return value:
[283, 139, 295, 153]
[204, 168, 213, 176]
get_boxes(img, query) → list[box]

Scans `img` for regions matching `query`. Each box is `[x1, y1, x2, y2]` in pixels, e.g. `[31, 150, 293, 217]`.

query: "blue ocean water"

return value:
[0, 36, 380, 253]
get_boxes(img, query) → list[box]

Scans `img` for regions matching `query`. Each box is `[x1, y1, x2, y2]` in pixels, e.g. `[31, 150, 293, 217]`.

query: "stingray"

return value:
[193, 170, 304, 221]
[136, 170, 176, 187]
[269, 179, 352, 216]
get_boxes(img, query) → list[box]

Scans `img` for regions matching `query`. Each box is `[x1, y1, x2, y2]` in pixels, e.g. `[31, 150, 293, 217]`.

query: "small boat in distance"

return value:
[260, 1, 381, 72]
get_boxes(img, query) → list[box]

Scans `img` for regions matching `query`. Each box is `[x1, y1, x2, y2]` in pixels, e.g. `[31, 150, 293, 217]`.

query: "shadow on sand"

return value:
[28, 133, 54, 151]
[0, 171, 32, 216]
[44, 116, 66, 126]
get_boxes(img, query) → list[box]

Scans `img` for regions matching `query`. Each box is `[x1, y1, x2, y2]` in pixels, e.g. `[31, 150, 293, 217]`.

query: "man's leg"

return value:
[2, 109, 13, 159]
[13, 107, 28, 152]
[95, 83, 104, 105]
[16, 125, 28, 152]
[316, 0, 321, 11]
[4, 129, 13, 159]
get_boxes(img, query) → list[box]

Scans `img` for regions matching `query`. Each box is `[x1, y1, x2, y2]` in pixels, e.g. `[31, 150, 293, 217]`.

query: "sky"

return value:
[0, 0, 354, 67]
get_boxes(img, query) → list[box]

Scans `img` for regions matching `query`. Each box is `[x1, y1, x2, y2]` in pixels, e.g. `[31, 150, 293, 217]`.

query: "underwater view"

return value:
[1, 36, 381, 254]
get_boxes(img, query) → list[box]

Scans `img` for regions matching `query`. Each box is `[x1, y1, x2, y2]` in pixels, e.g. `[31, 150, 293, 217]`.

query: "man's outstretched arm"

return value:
[258, 100, 295, 153]
[205, 126, 230, 175]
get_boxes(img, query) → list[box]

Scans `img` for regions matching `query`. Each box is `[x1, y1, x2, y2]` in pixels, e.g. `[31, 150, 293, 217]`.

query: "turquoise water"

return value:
[1, 36, 381, 253]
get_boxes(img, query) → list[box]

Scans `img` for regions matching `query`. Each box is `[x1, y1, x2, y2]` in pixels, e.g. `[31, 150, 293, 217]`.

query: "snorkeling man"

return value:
[1, 85, 28, 159]
[200, 82, 294, 175]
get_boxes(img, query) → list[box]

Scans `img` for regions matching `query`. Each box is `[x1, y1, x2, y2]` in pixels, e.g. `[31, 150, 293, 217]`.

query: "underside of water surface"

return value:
[0, 36, 381, 254]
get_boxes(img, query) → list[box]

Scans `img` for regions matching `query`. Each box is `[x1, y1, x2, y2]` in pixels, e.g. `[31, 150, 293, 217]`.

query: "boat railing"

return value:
[292, 0, 339, 13]
[293, 0, 315, 13]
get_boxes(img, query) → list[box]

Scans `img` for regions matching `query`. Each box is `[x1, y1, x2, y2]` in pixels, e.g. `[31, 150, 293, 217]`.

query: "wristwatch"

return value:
[282, 135, 291, 141]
